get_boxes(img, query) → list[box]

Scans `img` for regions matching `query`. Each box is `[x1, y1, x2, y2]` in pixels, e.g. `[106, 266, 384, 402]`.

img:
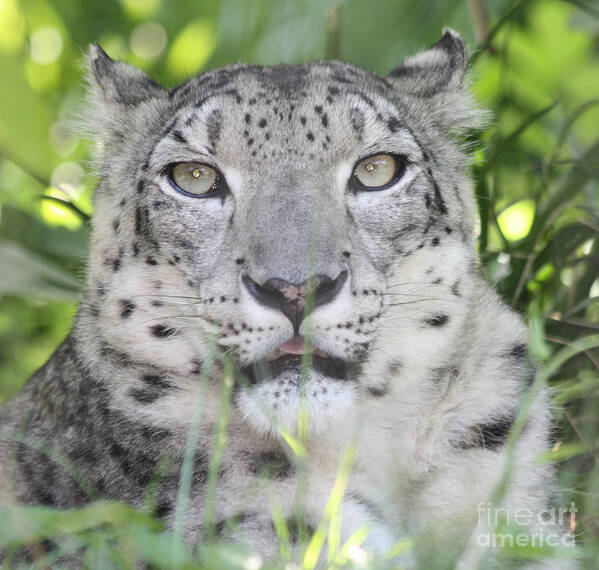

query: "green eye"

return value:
[168, 163, 219, 196]
[353, 154, 405, 190]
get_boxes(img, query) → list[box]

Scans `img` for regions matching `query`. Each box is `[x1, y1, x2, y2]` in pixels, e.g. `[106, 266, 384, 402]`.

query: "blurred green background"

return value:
[0, 0, 597, 563]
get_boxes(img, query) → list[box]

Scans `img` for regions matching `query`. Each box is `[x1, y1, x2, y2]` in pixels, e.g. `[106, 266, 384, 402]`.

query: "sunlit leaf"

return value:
[497, 199, 535, 242]
[166, 20, 216, 81]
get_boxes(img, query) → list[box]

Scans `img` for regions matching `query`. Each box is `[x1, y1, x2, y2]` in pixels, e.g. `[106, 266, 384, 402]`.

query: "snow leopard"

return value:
[0, 30, 578, 568]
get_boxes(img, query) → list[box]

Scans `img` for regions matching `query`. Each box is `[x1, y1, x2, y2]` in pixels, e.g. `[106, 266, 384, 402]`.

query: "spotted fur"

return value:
[0, 30, 576, 568]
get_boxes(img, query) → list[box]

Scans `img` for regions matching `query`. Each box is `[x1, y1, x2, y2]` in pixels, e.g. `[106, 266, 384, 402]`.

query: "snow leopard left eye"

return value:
[350, 153, 406, 191]
[167, 162, 221, 197]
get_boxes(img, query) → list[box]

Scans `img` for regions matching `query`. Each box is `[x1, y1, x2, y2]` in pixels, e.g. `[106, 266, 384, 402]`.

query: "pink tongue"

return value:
[279, 336, 307, 354]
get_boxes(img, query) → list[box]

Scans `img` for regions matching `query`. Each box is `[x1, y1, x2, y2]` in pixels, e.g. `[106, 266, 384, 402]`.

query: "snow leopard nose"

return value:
[242, 271, 348, 332]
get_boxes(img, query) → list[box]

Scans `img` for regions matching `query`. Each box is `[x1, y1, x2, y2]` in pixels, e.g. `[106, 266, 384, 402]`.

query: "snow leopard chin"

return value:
[236, 360, 359, 436]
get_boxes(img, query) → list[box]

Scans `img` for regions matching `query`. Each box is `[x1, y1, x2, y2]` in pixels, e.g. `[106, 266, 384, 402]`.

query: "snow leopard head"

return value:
[82, 30, 485, 435]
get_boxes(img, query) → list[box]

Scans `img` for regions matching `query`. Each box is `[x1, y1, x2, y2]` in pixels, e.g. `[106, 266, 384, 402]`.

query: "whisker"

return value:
[386, 281, 437, 289]
[384, 298, 440, 307]
[131, 293, 206, 302]
[136, 315, 216, 326]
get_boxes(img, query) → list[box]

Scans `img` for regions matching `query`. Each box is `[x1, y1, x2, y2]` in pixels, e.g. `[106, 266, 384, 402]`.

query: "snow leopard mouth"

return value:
[240, 336, 361, 385]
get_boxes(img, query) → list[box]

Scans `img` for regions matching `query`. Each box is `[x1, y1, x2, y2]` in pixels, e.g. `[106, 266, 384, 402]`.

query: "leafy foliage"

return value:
[0, 0, 597, 567]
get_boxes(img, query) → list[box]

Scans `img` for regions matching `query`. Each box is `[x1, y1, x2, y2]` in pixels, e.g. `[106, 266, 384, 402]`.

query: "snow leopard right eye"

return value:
[167, 162, 221, 197]
[350, 153, 406, 192]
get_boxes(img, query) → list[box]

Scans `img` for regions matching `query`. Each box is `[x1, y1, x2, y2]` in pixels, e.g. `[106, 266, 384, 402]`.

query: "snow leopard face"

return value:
[84, 31, 484, 435]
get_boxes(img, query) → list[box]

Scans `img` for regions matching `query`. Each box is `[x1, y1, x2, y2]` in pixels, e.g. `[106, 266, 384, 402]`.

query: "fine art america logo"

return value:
[476, 502, 578, 548]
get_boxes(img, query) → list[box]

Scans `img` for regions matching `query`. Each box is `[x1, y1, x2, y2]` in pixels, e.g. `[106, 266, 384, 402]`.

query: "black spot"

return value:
[215, 512, 256, 537]
[155, 499, 173, 519]
[424, 314, 449, 327]
[249, 451, 294, 479]
[141, 374, 174, 390]
[367, 382, 389, 398]
[300, 116, 307, 126]
[134, 206, 143, 235]
[258, 118, 267, 128]
[387, 117, 402, 133]
[99, 343, 132, 367]
[431, 177, 448, 214]
[125, 450, 156, 487]
[192, 452, 209, 484]
[346, 492, 384, 521]
[431, 365, 459, 384]
[388, 360, 402, 375]
[119, 300, 136, 318]
[129, 387, 163, 404]
[286, 515, 314, 545]
[431, 237, 440, 246]
[523, 367, 536, 386]
[141, 425, 172, 441]
[172, 130, 187, 144]
[112, 219, 120, 232]
[109, 441, 128, 464]
[451, 279, 460, 296]
[244, 113, 251, 124]
[137, 180, 145, 194]
[306, 131, 314, 142]
[207, 109, 222, 147]
[456, 413, 516, 450]
[150, 324, 178, 338]
[190, 359, 203, 375]
[509, 344, 527, 359]
[349, 108, 365, 139]
[146, 256, 158, 266]
[321, 113, 329, 128]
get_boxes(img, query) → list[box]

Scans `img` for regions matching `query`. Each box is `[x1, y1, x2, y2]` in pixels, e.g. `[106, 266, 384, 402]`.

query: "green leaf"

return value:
[0, 502, 158, 548]
[0, 241, 81, 301]
[0, 205, 88, 262]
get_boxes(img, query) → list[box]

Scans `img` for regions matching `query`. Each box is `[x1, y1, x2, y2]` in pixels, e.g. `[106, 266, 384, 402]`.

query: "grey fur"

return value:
[0, 31, 577, 568]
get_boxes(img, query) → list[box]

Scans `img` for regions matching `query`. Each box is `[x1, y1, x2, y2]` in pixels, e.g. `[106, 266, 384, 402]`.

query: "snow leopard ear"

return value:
[81, 44, 168, 167]
[388, 29, 467, 95]
[387, 29, 486, 131]
[86, 43, 166, 106]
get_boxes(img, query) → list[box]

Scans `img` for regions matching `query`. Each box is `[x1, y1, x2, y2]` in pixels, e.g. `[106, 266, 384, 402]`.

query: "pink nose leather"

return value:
[267, 276, 326, 310]
[278, 336, 307, 354]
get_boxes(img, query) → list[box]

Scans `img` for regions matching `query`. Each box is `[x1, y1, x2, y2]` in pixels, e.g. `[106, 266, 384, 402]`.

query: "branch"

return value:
[40, 195, 91, 222]
[0, 146, 91, 223]
[469, 0, 530, 65]
[467, 0, 490, 44]
[325, 4, 341, 60]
